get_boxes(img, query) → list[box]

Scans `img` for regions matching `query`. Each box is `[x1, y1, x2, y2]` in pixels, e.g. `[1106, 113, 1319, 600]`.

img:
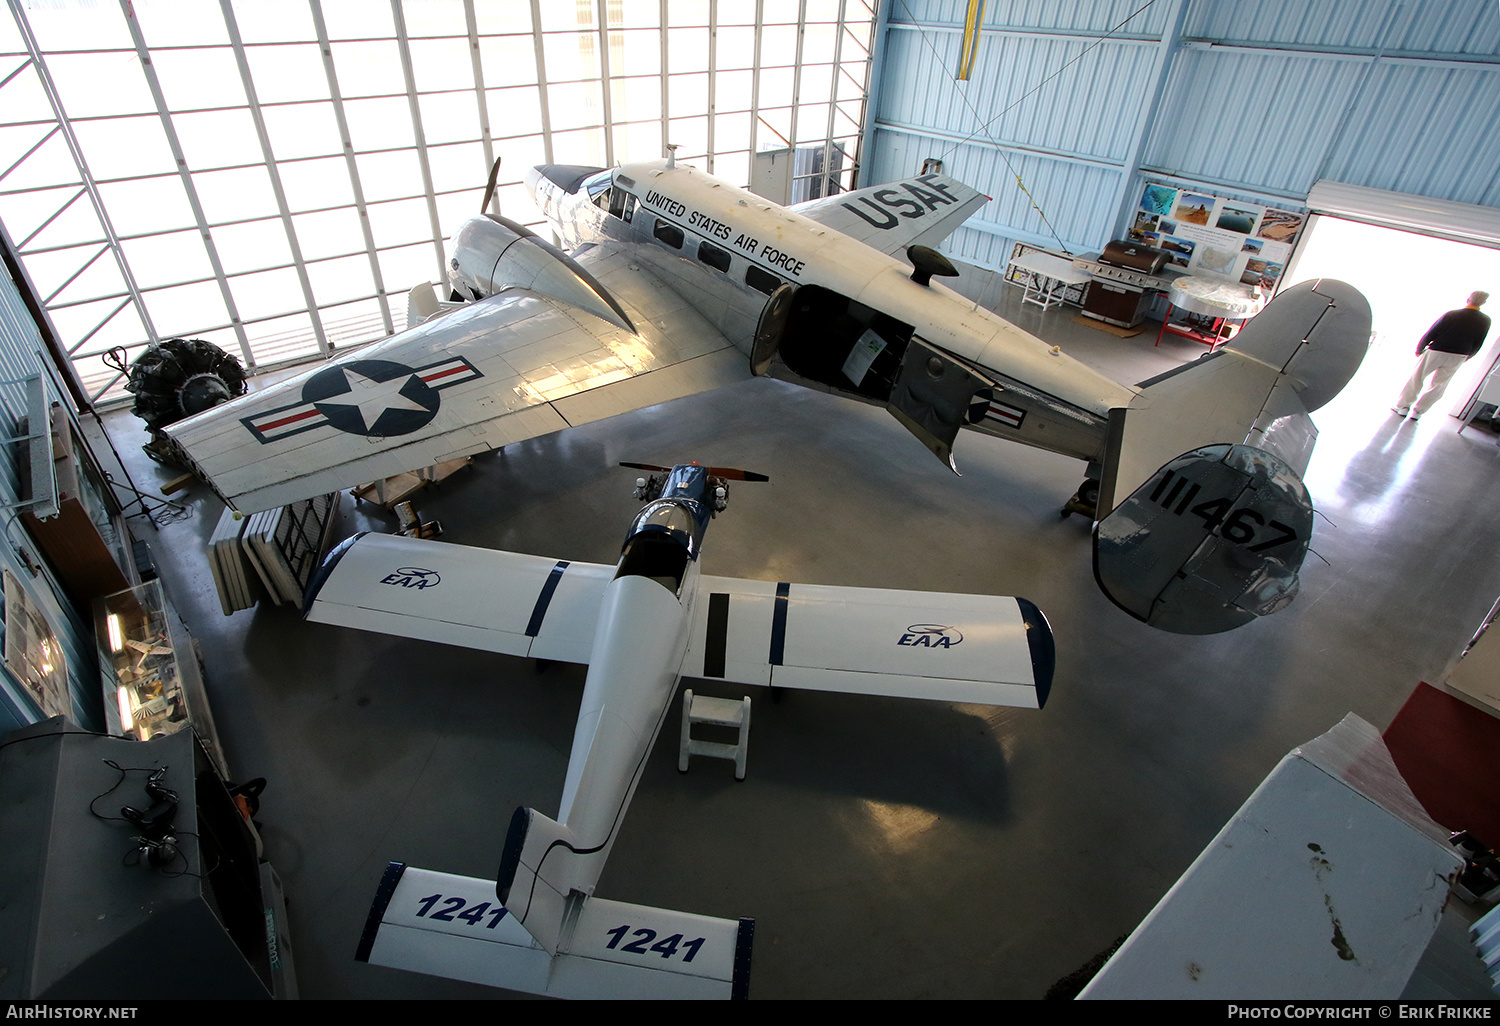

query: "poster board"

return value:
[1127, 181, 1305, 292]
[3, 568, 70, 719]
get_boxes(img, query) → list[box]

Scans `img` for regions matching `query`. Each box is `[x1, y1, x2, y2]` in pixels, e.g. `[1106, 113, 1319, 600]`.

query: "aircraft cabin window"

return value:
[698, 241, 731, 273]
[745, 265, 781, 295]
[654, 219, 684, 249]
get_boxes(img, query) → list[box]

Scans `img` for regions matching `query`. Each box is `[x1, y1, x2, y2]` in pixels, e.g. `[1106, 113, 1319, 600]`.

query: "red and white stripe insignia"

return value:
[241, 355, 484, 444]
[417, 357, 482, 389]
[985, 400, 1026, 429]
[246, 404, 327, 442]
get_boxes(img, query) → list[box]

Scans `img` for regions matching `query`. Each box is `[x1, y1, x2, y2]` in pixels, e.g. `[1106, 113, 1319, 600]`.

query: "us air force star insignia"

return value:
[305, 360, 437, 436]
[241, 356, 483, 443]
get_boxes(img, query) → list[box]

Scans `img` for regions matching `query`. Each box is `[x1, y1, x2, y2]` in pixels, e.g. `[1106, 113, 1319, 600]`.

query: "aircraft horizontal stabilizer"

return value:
[1087, 280, 1369, 633]
[1094, 444, 1313, 635]
[356, 862, 752, 999]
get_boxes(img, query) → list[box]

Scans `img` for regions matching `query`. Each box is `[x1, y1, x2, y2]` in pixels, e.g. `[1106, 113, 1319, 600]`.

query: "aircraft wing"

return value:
[790, 173, 988, 256]
[303, 532, 613, 665]
[682, 576, 1053, 708]
[164, 243, 750, 514]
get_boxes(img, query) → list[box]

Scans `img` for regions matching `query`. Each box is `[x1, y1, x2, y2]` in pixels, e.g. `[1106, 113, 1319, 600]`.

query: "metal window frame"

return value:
[0, 0, 875, 408]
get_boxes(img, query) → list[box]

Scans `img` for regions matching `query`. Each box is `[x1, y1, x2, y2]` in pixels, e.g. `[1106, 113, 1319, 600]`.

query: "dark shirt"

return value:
[1419, 307, 1491, 357]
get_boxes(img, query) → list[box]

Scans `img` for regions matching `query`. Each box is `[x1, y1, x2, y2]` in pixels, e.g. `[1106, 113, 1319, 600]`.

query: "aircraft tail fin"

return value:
[496, 805, 579, 953]
[356, 862, 753, 999]
[1087, 279, 1369, 634]
[1097, 278, 1370, 516]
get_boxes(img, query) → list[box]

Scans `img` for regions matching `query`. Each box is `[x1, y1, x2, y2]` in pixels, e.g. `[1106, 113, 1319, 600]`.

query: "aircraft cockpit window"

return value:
[654, 219, 684, 249]
[698, 241, 731, 273]
[584, 170, 613, 211]
[609, 187, 636, 223]
[746, 265, 781, 295]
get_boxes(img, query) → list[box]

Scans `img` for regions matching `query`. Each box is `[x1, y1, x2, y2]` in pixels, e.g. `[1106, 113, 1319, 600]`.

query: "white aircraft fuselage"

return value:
[457, 160, 1138, 470]
[497, 464, 722, 952]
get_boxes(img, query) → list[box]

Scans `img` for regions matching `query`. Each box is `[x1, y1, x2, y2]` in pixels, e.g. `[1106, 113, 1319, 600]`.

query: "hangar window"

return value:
[698, 241, 731, 273]
[654, 219, 684, 248]
[745, 265, 781, 295]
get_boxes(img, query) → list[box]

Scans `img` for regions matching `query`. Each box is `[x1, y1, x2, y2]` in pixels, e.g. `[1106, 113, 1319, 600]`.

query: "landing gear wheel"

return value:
[1060, 478, 1100, 520]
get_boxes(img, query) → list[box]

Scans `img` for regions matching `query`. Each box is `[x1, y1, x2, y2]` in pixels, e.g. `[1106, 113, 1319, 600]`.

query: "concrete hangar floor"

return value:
[100, 283, 1500, 999]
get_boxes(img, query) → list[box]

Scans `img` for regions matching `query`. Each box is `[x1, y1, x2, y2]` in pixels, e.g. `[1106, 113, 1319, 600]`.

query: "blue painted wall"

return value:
[867, 0, 1500, 269]
[0, 260, 104, 733]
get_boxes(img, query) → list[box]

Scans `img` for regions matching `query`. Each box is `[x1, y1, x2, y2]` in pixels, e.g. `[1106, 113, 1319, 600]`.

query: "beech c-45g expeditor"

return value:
[165, 155, 1372, 635]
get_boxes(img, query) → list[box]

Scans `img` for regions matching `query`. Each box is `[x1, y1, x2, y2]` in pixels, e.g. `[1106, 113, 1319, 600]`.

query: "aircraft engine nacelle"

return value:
[447, 214, 635, 333]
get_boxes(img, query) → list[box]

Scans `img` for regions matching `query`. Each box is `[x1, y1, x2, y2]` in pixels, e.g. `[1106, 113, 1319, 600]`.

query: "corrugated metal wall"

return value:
[0, 259, 103, 733]
[867, 0, 1500, 270]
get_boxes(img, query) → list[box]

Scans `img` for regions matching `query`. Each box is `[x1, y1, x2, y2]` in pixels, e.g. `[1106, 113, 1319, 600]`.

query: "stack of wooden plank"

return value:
[208, 507, 261, 615]
[208, 493, 341, 614]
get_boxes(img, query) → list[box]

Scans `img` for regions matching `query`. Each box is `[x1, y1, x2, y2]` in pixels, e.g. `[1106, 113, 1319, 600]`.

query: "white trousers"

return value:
[1396, 350, 1468, 415]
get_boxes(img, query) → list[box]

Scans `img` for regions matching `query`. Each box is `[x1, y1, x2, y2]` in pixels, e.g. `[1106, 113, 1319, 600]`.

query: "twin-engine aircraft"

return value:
[326, 462, 1054, 998]
[164, 155, 1371, 632]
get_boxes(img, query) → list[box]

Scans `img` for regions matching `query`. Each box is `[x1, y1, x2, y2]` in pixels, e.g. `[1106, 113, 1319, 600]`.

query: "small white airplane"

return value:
[165, 154, 1372, 633]
[325, 462, 1054, 998]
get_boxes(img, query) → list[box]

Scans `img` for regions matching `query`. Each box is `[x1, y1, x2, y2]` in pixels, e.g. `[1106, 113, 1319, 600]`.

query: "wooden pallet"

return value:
[352, 457, 470, 508]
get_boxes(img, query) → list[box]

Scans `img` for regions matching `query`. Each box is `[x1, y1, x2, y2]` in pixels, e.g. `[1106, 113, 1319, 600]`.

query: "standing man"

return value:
[1393, 291, 1492, 420]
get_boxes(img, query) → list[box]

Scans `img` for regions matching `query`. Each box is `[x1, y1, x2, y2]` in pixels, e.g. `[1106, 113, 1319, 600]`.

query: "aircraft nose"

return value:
[524, 165, 543, 199]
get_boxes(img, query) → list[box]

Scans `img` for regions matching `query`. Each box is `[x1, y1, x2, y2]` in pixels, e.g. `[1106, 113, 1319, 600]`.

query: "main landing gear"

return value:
[1060, 478, 1099, 520]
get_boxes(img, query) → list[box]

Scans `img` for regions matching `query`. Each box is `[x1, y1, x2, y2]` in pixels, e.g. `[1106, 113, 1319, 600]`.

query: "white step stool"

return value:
[678, 690, 750, 780]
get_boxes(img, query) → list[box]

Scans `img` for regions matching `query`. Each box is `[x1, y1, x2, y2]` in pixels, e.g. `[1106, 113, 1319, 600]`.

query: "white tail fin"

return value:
[1098, 278, 1371, 516]
[356, 863, 754, 999]
[496, 806, 584, 954]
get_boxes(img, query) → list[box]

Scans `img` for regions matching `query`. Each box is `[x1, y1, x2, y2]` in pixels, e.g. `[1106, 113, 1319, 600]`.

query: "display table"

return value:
[1155, 276, 1266, 351]
[1006, 250, 1092, 311]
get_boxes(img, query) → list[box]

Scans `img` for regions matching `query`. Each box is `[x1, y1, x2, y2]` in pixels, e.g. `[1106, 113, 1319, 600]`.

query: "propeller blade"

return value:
[705, 467, 769, 482]
[617, 461, 768, 482]
[481, 157, 502, 214]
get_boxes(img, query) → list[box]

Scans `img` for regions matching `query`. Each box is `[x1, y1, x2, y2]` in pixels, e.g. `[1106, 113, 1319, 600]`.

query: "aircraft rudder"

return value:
[1093, 443, 1313, 634]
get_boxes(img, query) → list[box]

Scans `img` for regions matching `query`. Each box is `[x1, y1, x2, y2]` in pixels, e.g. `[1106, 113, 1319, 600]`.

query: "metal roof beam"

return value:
[121, 0, 254, 366]
[220, 0, 328, 363]
[1106, 0, 1187, 244]
[310, 0, 394, 339]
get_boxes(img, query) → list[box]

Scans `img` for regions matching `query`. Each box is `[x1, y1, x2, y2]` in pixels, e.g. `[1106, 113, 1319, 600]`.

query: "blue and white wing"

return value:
[683, 577, 1053, 708]
[302, 532, 611, 665]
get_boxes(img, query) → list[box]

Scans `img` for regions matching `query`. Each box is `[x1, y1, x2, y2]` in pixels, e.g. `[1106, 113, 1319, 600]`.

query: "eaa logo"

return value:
[380, 566, 441, 590]
[897, 624, 963, 648]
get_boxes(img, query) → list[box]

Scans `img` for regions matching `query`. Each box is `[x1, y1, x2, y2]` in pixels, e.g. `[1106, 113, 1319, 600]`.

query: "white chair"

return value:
[678, 690, 751, 780]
